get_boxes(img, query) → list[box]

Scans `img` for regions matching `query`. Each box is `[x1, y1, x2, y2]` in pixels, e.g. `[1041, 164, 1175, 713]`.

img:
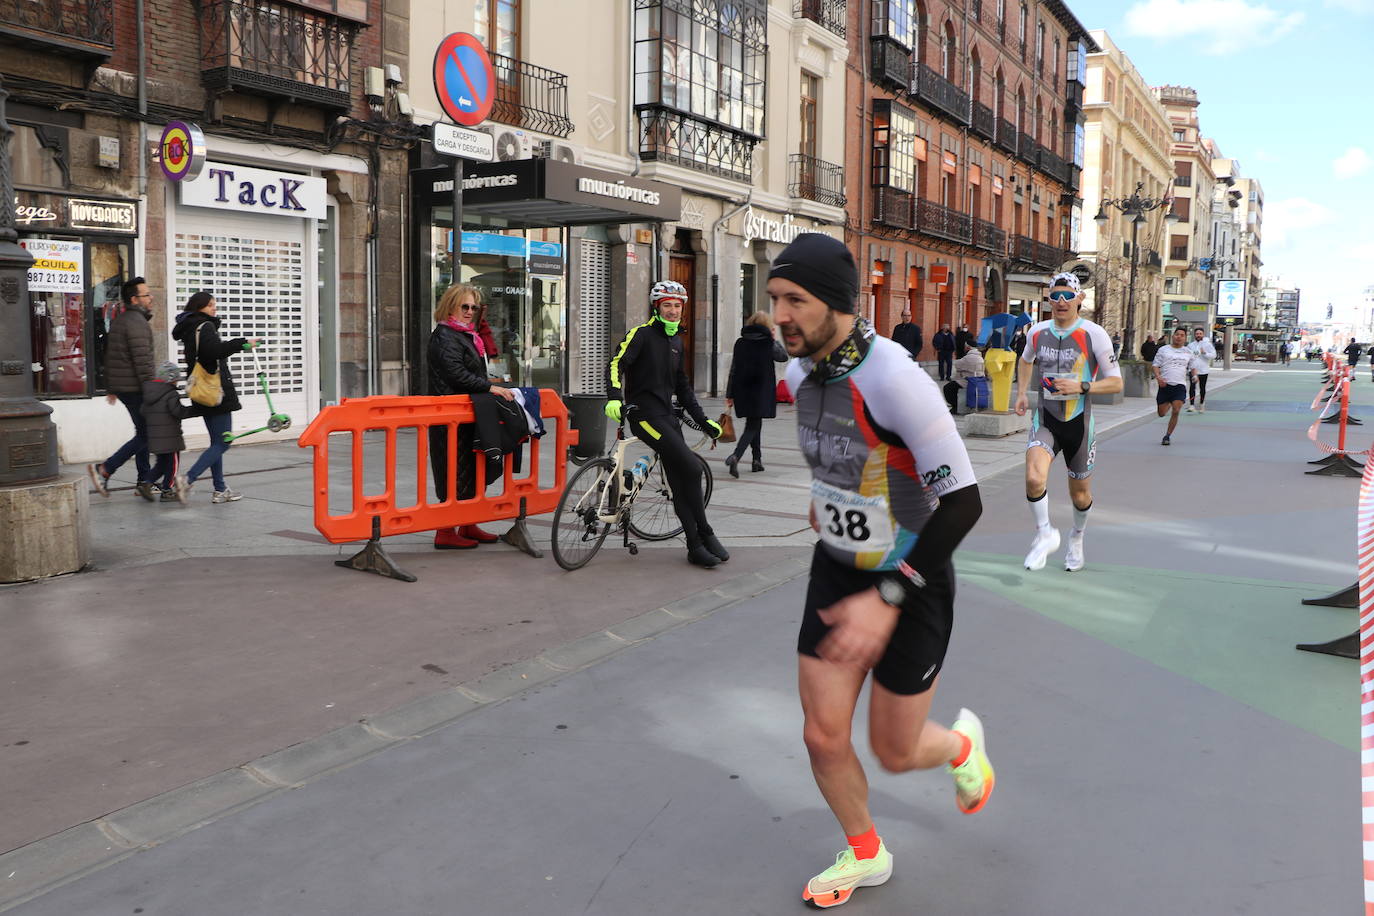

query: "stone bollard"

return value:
[0, 474, 89, 581]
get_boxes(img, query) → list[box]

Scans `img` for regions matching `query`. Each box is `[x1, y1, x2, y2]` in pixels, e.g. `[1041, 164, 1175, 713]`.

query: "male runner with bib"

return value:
[1014, 272, 1123, 572]
[769, 233, 992, 909]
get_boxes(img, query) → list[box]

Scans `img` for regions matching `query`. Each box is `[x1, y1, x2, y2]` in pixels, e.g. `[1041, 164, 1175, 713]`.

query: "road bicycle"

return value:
[551, 406, 715, 570]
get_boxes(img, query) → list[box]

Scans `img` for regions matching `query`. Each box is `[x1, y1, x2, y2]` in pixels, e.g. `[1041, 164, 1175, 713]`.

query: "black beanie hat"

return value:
[768, 233, 858, 314]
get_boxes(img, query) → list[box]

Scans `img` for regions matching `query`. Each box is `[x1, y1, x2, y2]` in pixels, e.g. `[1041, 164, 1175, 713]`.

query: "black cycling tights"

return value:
[630, 414, 712, 549]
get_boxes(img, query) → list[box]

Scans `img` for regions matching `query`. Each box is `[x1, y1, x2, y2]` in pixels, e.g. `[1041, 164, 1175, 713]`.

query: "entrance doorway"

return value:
[669, 232, 695, 384]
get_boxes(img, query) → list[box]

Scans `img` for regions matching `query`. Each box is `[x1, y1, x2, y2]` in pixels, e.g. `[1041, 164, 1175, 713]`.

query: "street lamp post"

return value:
[1095, 182, 1178, 360]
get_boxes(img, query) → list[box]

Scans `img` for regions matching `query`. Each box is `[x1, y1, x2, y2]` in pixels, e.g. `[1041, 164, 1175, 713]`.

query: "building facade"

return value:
[1233, 175, 1264, 324]
[846, 0, 1097, 346]
[402, 0, 848, 398]
[1153, 85, 1216, 336]
[1076, 30, 1171, 352]
[5, 0, 400, 461]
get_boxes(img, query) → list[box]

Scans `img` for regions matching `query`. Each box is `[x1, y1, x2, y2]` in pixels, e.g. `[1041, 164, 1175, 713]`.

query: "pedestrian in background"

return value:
[955, 324, 977, 359]
[943, 346, 986, 415]
[427, 284, 515, 550]
[724, 311, 787, 477]
[88, 277, 156, 500]
[1140, 333, 1159, 363]
[1111, 332, 1122, 358]
[1186, 327, 1216, 413]
[172, 291, 260, 504]
[140, 361, 194, 504]
[890, 309, 923, 361]
[1346, 340, 1363, 367]
[933, 323, 956, 380]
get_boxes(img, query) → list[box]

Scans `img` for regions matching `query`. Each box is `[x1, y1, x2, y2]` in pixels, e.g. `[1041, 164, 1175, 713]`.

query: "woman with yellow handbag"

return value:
[171, 291, 260, 504]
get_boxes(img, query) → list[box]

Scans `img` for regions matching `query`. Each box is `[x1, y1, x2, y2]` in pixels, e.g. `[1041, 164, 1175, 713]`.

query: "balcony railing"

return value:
[874, 186, 914, 229]
[1145, 249, 1163, 269]
[971, 101, 995, 141]
[1014, 234, 1036, 263]
[1173, 175, 1192, 187]
[489, 51, 574, 138]
[1017, 131, 1038, 165]
[0, 0, 112, 54]
[789, 152, 846, 208]
[637, 105, 758, 183]
[916, 199, 971, 244]
[912, 63, 970, 125]
[870, 35, 912, 90]
[1036, 146, 1069, 185]
[1034, 240, 1064, 270]
[1170, 246, 1189, 261]
[793, 0, 845, 38]
[199, 0, 358, 110]
[972, 218, 1006, 257]
[995, 117, 1017, 154]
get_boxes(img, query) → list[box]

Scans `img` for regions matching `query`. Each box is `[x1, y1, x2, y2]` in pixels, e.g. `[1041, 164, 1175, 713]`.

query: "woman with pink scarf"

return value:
[427, 284, 515, 550]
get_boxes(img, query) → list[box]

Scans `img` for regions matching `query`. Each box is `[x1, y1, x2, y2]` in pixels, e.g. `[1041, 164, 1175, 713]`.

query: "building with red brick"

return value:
[845, 0, 1097, 348]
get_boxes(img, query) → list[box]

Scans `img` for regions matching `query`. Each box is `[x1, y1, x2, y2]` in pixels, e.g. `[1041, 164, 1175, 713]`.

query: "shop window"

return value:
[10, 124, 67, 190]
[25, 236, 132, 398]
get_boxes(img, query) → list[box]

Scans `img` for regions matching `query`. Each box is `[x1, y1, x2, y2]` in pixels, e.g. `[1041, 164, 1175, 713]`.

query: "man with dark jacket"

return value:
[1140, 334, 1159, 363]
[955, 324, 977, 359]
[88, 277, 156, 499]
[890, 309, 923, 360]
[933, 324, 956, 380]
[1346, 340, 1364, 367]
[605, 279, 726, 568]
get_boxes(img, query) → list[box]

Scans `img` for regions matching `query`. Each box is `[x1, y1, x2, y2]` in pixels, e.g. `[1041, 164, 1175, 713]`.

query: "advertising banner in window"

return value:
[22, 239, 85, 293]
[1217, 279, 1247, 318]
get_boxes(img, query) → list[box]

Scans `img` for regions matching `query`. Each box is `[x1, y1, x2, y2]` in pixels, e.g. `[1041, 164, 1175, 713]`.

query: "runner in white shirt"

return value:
[1152, 328, 1193, 445]
[1185, 327, 1216, 413]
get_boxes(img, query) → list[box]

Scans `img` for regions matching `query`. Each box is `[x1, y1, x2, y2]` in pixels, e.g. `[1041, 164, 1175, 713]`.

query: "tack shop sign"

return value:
[180, 162, 327, 219]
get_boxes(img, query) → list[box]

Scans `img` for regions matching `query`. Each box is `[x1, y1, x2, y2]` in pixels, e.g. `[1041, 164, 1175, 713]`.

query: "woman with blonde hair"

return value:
[723, 310, 787, 477]
[427, 283, 515, 549]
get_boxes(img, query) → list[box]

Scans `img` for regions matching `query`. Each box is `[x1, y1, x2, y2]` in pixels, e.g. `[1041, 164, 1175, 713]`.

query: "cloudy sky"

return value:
[1067, 0, 1374, 322]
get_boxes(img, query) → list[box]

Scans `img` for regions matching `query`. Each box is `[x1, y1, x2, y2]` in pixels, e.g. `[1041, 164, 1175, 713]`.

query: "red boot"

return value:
[434, 527, 478, 550]
[458, 524, 500, 544]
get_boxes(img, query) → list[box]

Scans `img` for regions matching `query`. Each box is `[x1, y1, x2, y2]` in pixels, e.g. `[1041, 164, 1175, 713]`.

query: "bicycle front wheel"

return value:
[628, 454, 714, 541]
[551, 458, 615, 570]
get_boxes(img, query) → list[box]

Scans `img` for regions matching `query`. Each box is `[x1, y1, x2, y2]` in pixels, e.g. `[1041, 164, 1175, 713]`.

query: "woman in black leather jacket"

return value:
[428, 284, 515, 550]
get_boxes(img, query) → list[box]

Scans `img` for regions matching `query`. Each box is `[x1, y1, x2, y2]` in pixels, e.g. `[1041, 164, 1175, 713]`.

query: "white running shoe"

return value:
[1198, 404, 1206, 413]
[1185, 404, 1195, 413]
[1064, 532, 1085, 571]
[1023, 527, 1060, 571]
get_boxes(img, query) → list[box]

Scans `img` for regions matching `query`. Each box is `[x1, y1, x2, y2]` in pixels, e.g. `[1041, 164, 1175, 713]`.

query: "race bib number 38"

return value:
[811, 480, 895, 552]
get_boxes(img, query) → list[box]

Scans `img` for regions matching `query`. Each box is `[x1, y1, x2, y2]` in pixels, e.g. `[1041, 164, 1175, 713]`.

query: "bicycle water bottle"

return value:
[631, 457, 651, 483]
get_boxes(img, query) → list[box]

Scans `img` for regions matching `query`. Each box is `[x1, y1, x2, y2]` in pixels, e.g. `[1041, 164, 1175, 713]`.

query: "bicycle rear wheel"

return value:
[628, 454, 714, 541]
[551, 458, 615, 570]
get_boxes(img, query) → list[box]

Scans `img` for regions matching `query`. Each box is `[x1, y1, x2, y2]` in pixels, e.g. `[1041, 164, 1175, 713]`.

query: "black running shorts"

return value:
[1156, 383, 1186, 405]
[798, 543, 955, 696]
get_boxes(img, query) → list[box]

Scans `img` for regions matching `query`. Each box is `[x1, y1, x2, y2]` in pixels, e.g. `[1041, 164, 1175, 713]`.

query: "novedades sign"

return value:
[180, 162, 327, 219]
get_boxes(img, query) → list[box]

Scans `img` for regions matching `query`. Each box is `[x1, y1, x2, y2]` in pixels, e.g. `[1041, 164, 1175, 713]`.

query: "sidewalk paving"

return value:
[8, 362, 1355, 914]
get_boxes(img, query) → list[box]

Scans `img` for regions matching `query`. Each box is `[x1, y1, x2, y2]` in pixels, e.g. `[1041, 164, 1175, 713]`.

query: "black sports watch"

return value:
[1081, 379, 1092, 395]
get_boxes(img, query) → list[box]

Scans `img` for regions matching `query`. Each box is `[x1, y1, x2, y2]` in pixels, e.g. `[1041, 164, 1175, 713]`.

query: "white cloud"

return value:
[1123, 0, 1304, 54]
[1334, 147, 1372, 180]
[1324, 0, 1373, 13]
[1251, 149, 1278, 164]
[1263, 197, 1335, 248]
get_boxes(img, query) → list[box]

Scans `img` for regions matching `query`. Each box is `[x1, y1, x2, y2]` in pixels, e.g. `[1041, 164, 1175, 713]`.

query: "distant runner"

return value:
[1153, 328, 1192, 446]
[1014, 272, 1123, 572]
[768, 233, 992, 910]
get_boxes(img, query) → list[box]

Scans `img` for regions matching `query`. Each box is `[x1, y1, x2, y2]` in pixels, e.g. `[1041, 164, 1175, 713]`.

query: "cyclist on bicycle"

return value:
[605, 280, 728, 568]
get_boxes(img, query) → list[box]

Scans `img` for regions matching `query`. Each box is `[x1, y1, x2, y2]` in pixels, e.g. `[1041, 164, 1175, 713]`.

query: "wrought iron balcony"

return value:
[916, 198, 972, 244]
[1014, 234, 1036, 264]
[489, 51, 574, 138]
[971, 101, 995, 142]
[1034, 240, 1064, 270]
[637, 105, 758, 183]
[972, 217, 1006, 257]
[198, 0, 358, 110]
[1145, 249, 1163, 269]
[873, 186, 914, 229]
[1173, 175, 1192, 187]
[0, 0, 112, 57]
[1036, 146, 1069, 185]
[870, 35, 912, 91]
[1017, 131, 1038, 166]
[995, 117, 1017, 154]
[912, 63, 969, 125]
[789, 152, 846, 208]
[793, 0, 845, 38]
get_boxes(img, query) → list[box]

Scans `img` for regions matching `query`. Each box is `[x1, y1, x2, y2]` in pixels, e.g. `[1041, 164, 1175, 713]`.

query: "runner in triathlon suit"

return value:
[605, 280, 726, 568]
[768, 233, 992, 910]
[1014, 272, 1123, 572]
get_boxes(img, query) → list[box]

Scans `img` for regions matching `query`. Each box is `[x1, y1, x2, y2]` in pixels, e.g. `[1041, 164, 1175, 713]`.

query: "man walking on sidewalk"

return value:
[932, 324, 955, 380]
[1153, 328, 1192, 445]
[769, 233, 992, 910]
[1186, 327, 1216, 413]
[1014, 272, 1122, 573]
[88, 278, 157, 499]
[890, 309, 923, 361]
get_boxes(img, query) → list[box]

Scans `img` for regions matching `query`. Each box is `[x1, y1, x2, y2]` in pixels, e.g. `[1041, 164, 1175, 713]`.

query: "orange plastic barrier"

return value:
[296, 390, 579, 545]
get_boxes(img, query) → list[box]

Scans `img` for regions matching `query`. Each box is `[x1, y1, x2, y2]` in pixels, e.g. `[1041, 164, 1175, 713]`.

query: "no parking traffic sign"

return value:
[433, 33, 495, 127]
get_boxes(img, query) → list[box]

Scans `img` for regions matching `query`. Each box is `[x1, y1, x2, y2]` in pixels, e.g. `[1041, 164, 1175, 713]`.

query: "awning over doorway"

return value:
[415, 158, 681, 227]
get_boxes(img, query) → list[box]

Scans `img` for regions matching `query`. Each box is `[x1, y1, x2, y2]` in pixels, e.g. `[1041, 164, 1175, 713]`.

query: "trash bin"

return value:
[564, 393, 609, 459]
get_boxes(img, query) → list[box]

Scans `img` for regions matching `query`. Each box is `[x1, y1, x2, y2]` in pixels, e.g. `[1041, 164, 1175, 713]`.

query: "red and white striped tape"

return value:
[1358, 452, 1374, 912]
[1309, 377, 1373, 458]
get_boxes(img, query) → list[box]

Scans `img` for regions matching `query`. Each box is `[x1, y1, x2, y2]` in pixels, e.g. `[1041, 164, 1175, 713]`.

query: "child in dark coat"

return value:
[140, 361, 195, 503]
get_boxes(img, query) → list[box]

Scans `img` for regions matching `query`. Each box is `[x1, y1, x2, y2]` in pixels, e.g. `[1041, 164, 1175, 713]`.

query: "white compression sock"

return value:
[1029, 492, 1051, 531]
[1072, 503, 1091, 535]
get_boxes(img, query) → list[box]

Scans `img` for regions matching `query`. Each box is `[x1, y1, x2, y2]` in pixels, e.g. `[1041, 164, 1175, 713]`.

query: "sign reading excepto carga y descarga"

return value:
[433, 33, 495, 127]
